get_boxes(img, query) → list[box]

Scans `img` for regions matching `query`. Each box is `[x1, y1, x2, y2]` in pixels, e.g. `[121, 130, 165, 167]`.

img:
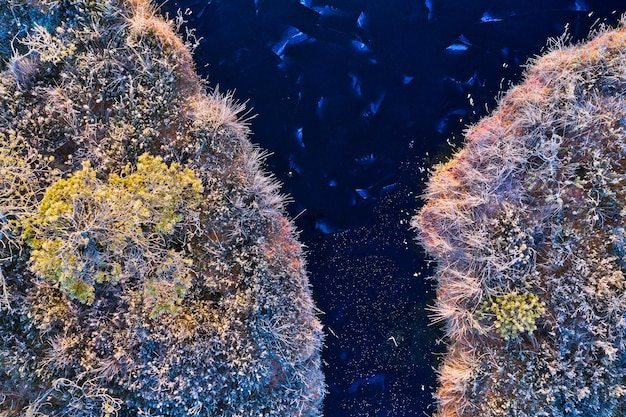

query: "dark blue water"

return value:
[158, 1, 625, 415]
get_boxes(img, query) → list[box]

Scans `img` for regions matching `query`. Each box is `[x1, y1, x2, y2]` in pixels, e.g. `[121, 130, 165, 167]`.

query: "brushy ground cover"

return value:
[413, 19, 626, 417]
[0, 0, 324, 416]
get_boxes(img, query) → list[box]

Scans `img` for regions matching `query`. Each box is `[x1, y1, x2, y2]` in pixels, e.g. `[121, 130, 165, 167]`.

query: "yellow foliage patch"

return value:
[27, 153, 202, 314]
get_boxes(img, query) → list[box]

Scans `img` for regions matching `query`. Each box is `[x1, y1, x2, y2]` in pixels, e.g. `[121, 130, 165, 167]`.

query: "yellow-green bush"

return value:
[0, 130, 56, 258]
[0, 130, 57, 309]
[27, 153, 202, 311]
[480, 292, 546, 340]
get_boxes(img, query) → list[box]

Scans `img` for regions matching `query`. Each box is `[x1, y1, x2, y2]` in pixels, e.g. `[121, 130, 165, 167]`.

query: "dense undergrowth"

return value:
[0, 1, 325, 416]
[414, 19, 626, 417]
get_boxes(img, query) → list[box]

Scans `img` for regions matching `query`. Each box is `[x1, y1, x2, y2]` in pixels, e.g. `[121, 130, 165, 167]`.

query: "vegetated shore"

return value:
[0, 0, 324, 415]
[413, 19, 626, 417]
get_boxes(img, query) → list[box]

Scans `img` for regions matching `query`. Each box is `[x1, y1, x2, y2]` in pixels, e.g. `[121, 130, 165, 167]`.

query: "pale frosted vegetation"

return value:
[414, 20, 626, 417]
[0, 1, 324, 416]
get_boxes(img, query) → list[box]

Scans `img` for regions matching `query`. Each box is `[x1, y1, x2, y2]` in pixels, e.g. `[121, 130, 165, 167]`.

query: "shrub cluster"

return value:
[0, 1, 324, 416]
[27, 153, 202, 313]
[413, 19, 626, 417]
[478, 292, 545, 341]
